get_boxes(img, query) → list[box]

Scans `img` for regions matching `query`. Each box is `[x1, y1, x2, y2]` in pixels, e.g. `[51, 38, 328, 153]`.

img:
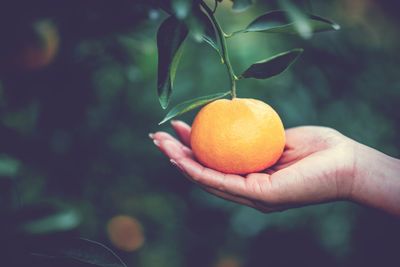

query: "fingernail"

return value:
[148, 133, 154, 139]
[170, 120, 177, 125]
[153, 139, 160, 147]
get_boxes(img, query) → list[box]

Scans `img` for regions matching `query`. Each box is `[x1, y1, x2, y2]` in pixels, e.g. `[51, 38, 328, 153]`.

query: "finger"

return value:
[278, 131, 320, 166]
[171, 120, 191, 147]
[199, 185, 258, 209]
[272, 151, 304, 170]
[171, 157, 286, 212]
[284, 126, 318, 148]
[169, 157, 250, 206]
[151, 131, 179, 143]
[175, 157, 251, 198]
[264, 168, 277, 175]
[158, 139, 193, 160]
[284, 126, 335, 152]
[152, 132, 193, 158]
[271, 161, 293, 171]
[276, 148, 304, 165]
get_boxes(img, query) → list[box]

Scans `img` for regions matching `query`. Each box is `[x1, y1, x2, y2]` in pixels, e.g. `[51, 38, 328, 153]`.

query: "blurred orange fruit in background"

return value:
[107, 215, 145, 252]
[0, 19, 59, 71]
[214, 256, 242, 267]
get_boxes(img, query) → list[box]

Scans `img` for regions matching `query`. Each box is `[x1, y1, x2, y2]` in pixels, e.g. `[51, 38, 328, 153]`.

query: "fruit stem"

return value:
[201, 1, 237, 99]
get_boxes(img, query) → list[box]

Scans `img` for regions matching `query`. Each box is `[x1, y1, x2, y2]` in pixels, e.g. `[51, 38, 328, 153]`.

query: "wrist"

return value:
[351, 142, 400, 216]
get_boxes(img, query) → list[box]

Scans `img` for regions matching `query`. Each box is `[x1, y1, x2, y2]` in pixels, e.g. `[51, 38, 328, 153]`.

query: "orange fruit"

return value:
[0, 19, 59, 71]
[215, 256, 241, 267]
[107, 215, 145, 252]
[15, 20, 60, 70]
[190, 98, 285, 174]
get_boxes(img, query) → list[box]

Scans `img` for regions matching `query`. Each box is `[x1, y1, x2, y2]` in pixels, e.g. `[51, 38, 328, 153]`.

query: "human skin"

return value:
[150, 120, 400, 217]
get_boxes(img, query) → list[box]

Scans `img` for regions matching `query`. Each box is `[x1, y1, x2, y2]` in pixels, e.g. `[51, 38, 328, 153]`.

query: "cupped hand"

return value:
[150, 120, 357, 213]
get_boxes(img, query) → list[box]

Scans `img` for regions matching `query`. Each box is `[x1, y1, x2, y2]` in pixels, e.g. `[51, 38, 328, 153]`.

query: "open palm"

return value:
[151, 120, 356, 213]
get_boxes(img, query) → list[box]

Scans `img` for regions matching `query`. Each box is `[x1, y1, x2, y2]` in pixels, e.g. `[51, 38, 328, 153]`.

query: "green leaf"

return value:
[33, 238, 127, 267]
[159, 91, 230, 124]
[60, 238, 127, 267]
[231, 0, 253, 12]
[240, 48, 303, 79]
[242, 10, 340, 35]
[195, 6, 223, 60]
[0, 155, 20, 177]
[18, 203, 81, 235]
[202, 34, 223, 61]
[182, 4, 222, 61]
[21, 209, 80, 235]
[157, 16, 189, 109]
[279, 0, 312, 39]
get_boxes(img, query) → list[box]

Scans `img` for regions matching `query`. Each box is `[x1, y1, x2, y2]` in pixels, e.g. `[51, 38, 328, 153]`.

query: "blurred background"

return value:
[0, 0, 399, 266]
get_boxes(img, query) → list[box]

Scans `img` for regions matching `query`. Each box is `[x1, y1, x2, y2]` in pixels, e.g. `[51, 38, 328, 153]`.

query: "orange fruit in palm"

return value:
[190, 98, 285, 174]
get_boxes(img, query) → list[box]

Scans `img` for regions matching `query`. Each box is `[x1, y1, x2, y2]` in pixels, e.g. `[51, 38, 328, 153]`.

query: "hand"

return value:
[150, 120, 356, 213]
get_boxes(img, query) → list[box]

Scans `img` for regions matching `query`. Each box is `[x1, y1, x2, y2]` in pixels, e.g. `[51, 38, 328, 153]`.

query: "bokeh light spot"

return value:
[107, 215, 145, 252]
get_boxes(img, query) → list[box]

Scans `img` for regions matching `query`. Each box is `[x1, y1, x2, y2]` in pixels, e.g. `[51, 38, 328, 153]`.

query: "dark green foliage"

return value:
[240, 48, 303, 79]
[243, 10, 340, 35]
[155, 0, 338, 118]
[33, 238, 127, 267]
[159, 91, 230, 124]
[157, 16, 189, 109]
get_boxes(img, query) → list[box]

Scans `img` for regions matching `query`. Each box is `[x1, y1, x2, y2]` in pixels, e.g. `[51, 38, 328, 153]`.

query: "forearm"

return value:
[351, 142, 400, 217]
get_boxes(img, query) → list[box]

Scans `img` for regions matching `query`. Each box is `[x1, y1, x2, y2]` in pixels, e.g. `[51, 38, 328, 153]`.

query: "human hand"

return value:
[150, 120, 357, 213]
